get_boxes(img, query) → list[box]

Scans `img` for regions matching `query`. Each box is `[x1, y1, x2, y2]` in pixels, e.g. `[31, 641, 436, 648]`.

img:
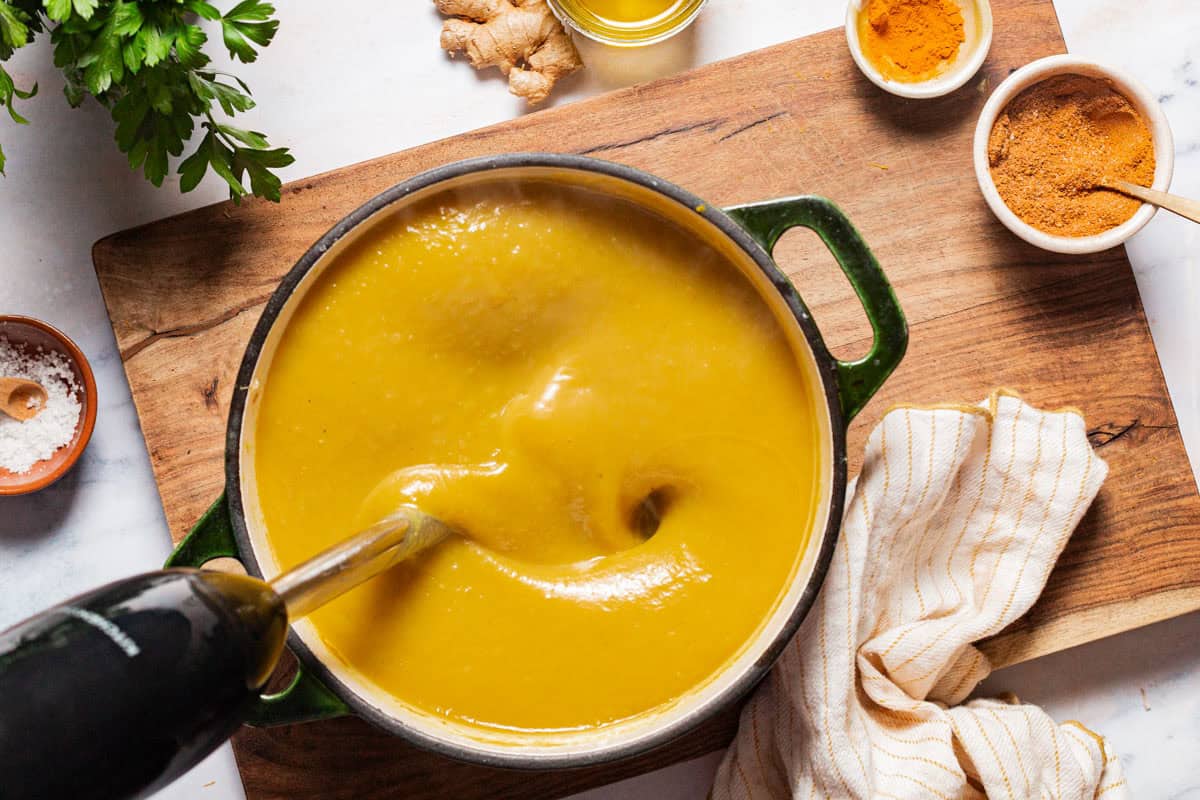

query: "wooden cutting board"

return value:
[92, 0, 1200, 796]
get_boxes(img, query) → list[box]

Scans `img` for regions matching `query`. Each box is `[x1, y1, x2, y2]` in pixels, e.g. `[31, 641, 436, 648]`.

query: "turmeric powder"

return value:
[857, 0, 966, 83]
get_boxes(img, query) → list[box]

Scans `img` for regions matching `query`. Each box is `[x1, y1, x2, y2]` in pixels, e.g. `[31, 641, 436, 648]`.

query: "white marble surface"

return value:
[0, 1, 1196, 797]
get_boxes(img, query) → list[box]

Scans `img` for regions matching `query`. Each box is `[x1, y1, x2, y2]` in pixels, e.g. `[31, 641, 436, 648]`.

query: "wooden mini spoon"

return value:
[1101, 179, 1200, 225]
[0, 377, 48, 421]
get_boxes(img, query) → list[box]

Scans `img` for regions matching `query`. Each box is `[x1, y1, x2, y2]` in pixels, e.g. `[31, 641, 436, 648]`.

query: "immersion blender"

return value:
[0, 507, 453, 800]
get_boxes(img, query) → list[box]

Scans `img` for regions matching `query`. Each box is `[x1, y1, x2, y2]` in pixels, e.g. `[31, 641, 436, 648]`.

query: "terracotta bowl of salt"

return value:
[0, 316, 97, 495]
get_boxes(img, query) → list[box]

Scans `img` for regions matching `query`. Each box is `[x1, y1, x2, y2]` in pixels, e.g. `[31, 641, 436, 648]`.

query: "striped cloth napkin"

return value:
[712, 391, 1129, 799]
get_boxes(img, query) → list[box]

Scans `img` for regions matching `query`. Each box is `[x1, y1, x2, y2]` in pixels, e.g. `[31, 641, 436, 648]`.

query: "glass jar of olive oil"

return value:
[547, 0, 707, 46]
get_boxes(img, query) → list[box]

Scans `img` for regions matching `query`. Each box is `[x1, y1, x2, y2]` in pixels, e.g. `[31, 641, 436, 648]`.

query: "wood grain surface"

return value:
[92, 0, 1200, 796]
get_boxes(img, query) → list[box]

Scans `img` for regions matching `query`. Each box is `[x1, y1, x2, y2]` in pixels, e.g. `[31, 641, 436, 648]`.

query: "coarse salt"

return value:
[0, 336, 82, 474]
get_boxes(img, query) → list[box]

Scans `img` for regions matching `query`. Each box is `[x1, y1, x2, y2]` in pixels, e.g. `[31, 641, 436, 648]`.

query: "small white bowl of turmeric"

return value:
[974, 55, 1174, 254]
[846, 0, 993, 99]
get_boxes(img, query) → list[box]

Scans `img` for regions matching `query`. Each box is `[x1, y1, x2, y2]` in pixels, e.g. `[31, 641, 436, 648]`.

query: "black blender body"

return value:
[0, 569, 286, 800]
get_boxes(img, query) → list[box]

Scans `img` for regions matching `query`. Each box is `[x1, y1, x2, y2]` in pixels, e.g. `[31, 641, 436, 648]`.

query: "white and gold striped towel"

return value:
[713, 391, 1129, 799]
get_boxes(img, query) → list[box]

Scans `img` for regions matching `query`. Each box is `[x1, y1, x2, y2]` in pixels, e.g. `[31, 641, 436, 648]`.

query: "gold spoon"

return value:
[1100, 179, 1200, 225]
[0, 377, 48, 421]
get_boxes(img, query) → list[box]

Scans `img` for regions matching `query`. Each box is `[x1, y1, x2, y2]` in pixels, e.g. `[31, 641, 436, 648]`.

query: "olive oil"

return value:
[576, 0, 680, 23]
[548, 0, 705, 46]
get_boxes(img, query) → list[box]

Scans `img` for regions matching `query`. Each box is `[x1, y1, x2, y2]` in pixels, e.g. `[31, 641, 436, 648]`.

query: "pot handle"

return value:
[166, 494, 351, 726]
[725, 196, 907, 422]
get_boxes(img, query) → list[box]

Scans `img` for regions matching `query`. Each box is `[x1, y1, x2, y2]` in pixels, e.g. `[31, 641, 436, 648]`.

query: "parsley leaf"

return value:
[0, 3, 31, 57]
[0, 0, 289, 200]
[220, 0, 276, 63]
[47, 0, 97, 22]
[0, 61, 35, 171]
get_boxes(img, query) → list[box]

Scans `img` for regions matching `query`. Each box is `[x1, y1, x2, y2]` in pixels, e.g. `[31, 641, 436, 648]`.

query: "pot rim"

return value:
[224, 153, 849, 769]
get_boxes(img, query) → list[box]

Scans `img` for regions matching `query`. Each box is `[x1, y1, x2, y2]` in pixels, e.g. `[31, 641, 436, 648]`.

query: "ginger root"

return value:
[436, 0, 584, 105]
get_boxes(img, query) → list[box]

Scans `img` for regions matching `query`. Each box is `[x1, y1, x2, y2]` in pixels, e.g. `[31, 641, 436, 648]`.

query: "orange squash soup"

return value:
[252, 179, 826, 734]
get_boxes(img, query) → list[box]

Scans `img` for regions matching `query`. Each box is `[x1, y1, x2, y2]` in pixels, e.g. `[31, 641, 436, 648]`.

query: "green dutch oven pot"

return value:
[166, 153, 907, 769]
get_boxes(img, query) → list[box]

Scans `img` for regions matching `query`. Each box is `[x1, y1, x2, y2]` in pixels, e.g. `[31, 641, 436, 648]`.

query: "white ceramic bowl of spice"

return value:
[974, 55, 1174, 254]
[846, 0, 993, 99]
[0, 316, 96, 495]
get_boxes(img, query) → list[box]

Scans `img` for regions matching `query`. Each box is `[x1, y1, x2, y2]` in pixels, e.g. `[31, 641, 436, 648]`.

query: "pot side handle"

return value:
[166, 493, 351, 727]
[725, 196, 907, 422]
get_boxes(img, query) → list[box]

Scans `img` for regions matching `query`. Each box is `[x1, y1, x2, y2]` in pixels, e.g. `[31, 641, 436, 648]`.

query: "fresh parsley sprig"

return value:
[0, 0, 291, 201]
